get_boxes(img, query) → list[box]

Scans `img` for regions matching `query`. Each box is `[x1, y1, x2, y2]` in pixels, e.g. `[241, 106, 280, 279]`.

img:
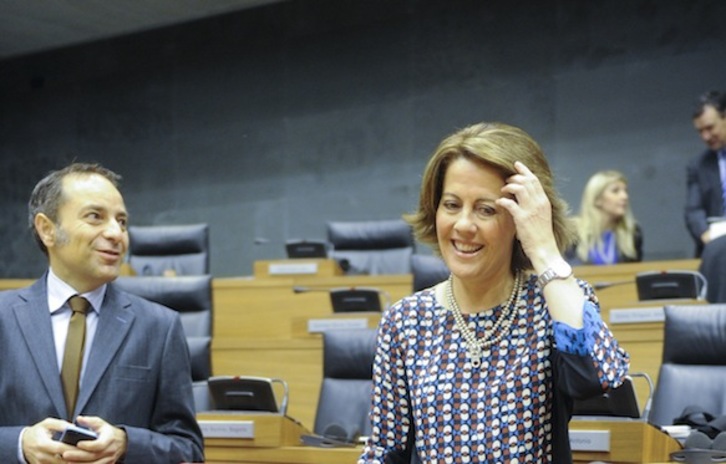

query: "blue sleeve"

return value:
[553, 300, 601, 356]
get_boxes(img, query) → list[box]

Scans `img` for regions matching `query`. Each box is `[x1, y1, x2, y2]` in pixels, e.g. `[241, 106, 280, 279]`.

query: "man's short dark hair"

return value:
[28, 162, 122, 255]
[693, 90, 726, 118]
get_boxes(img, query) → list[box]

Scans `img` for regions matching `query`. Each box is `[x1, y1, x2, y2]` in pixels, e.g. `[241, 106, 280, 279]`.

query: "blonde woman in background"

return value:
[571, 170, 643, 265]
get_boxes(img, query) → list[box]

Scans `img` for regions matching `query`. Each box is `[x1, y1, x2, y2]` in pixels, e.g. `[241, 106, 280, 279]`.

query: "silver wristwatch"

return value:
[536, 259, 573, 289]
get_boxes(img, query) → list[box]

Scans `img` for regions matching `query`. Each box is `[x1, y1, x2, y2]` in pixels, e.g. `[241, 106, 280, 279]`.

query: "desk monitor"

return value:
[329, 288, 381, 312]
[208, 376, 286, 413]
[636, 270, 702, 300]
[285, 240, 328, 259]
[572, 377, 641, 419]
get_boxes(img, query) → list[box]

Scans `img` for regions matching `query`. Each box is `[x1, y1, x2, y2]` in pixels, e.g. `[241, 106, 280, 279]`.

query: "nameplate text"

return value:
[198, 420, 255, 439]
[609, 307, 665, 324]
[569, 429, 610, 452]
[268, 263, 319, 275]
[308, 318, 369, 333]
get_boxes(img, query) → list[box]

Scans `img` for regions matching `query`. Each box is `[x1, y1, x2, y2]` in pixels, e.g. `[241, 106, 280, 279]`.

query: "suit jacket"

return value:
[685, 149, 724, 257]
[0, 276, 204, 463]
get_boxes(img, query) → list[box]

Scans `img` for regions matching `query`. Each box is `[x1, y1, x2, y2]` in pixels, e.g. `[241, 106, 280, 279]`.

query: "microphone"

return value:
[335, 258, 351, 273]
[629, 372, 653, 420]
[323, 423, 360, 444]
[300, 424, 360, 448]
[592, 279, 633, 290]
[293, 286, 391, 312]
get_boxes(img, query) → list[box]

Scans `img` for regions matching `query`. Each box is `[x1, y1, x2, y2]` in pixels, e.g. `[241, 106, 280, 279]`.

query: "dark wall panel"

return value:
[1, 0, 725, 277]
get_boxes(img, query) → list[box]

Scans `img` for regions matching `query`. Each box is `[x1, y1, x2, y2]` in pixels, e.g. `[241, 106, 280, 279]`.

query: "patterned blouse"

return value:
[358, 274, 630, 464]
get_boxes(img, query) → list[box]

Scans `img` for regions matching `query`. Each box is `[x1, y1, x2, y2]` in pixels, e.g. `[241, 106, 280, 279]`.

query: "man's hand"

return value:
[21, 417, 72, 463]
[59, 416, 127, 464]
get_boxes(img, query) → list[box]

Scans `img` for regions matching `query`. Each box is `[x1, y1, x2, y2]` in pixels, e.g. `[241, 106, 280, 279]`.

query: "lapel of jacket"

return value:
[75, 285, 135, 415]
[13, 277, 67, 418]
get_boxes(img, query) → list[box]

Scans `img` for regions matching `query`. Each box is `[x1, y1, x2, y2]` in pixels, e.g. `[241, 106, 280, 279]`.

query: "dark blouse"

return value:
[358, 275, 630, 464]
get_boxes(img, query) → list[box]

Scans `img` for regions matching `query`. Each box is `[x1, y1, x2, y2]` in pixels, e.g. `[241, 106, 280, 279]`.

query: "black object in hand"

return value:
[52, 424, 98, 446]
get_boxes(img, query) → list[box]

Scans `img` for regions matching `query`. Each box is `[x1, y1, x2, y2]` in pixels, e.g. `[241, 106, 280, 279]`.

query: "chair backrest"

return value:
[326, 219, 414, 275]
[411, 254, 449, 292]
[647, 304, 726, 427]
[113, 275, 213, 382]
[314, 329, 377, 440]
[699, 235, 726, 302]
[128, 223, 209, 276]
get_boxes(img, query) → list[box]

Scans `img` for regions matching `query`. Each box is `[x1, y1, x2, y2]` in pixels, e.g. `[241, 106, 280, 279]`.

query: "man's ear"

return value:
[34, 213, 57, 248]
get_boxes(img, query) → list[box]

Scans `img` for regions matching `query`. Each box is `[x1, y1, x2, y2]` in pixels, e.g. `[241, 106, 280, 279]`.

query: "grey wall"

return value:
[1, 0, 725, 278]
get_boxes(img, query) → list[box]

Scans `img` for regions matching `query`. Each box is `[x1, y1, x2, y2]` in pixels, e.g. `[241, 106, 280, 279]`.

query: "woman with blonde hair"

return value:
[572, 170, 643, 265]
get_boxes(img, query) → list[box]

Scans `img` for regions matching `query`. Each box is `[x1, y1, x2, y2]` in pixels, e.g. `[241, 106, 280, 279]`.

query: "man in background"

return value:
[0, 162, 203, 463]
[686, 90, 726, 257]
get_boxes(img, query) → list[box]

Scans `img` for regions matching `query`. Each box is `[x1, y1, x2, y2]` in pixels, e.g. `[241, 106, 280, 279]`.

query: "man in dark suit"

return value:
[0, 163, 204, 463]
[686, 91, 726, 257]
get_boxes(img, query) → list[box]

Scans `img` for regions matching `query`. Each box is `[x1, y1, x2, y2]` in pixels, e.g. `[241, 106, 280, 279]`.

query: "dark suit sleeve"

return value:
[121, 314, 204, 463]
[685, 154, 712, 245]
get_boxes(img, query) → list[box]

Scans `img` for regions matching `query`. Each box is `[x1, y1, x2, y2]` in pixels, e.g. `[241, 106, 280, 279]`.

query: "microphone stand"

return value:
[592, 279, 634, 291]
[293, 286, 391, 311]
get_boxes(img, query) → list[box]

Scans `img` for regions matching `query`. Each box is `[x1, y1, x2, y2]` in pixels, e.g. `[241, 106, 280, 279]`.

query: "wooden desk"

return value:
[574, 259, 701, 410]
[198, 415, 681, 464]
[574, 259, 701, 318]
[197, 413, 360, 463]
[211, 261, 412, 428]
[569, 419, 681, 463]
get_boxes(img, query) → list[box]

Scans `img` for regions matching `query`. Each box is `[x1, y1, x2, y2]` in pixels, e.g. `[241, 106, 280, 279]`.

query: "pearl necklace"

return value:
[446, 271, 522, 368]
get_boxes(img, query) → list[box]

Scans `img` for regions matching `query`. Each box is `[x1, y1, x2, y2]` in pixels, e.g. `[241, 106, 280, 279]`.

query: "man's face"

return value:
[694, 105, 726, 151]
[44, 173, 129, 293]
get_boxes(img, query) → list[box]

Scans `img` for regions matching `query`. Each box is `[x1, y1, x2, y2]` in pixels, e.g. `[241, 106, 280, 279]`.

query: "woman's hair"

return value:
[574, 170, 638, 262]
[404, 122, 576, 273]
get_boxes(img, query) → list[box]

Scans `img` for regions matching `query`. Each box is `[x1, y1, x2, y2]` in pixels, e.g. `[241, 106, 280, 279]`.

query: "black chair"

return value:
[410, 254, 449, 292]
[314, 329, 377, 441]
[699, 235, 726, 303]
[127, 223, 209, 276]
[326, 219, 414, 275]
[647, 304, 726, 428]
[114, 275, 213, 412]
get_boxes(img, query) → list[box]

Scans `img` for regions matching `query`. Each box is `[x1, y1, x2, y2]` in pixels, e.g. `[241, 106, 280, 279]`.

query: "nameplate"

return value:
[198, 420, 254, 438]
[268, 262, 318, 275]
[308, 318, 369, 333]
[569, 429, 610, 452]
[609, 307, 665, 324]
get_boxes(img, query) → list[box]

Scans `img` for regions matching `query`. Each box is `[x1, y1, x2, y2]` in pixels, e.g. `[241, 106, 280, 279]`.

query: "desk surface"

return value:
[201, 419, 682, 464]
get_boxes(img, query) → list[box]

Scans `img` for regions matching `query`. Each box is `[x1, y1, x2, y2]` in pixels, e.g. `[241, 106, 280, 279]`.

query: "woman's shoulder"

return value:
[383, 286, 443, 322]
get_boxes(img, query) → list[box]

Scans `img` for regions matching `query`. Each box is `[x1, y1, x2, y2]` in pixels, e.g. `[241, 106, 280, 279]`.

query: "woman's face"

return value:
[435, 157, 516, 284]
[597, 180, 629, 221]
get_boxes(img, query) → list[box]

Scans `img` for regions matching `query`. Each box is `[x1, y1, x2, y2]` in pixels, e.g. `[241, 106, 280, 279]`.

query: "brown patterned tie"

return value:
[61, 295, 90, 418]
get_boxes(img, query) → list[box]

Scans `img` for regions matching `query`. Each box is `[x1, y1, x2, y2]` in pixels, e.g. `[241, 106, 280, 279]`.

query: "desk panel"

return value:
[212, 274, 411, 340]
[574, 259, 701, 413]
[211, 273, 411, 429]
[200, 419, 681, 464]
